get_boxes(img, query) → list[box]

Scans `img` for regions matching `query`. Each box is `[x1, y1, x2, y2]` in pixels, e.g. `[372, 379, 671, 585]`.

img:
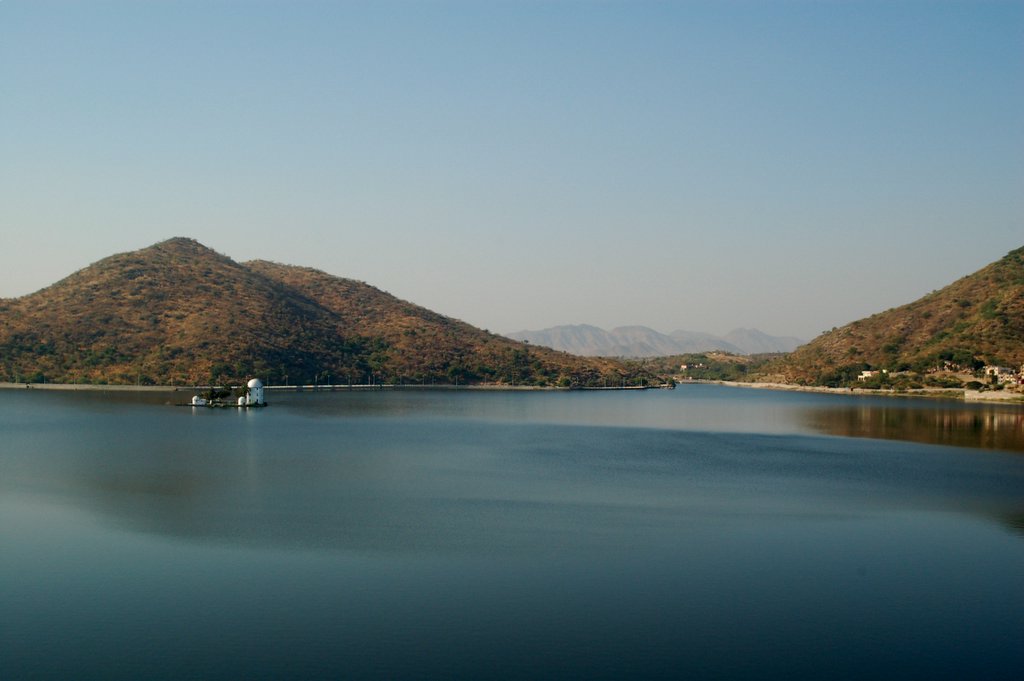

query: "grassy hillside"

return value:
[244, 259, 633, 387]
[768, 246, 1024, 386]
[0, 238, 649, 387]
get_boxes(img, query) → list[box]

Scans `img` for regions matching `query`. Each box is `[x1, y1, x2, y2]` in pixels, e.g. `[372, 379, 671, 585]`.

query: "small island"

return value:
[190, 378, 267, 408]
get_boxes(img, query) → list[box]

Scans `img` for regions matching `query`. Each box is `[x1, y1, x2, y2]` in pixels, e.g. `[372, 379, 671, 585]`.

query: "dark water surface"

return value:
[2, 385, 1022, 679]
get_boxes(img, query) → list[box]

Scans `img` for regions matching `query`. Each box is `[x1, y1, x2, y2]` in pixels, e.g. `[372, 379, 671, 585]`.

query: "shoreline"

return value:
[5, 380, 1021, 403]
[0, 382, 188, 392]
[697, 379, 1024, 404]
[0, 382, 659, 393]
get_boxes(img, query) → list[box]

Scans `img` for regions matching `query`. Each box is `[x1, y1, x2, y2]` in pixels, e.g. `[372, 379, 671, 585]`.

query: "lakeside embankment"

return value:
[5, 380, 1020, 403]
[699, 379, 1024, 404]
[0, 382, 657, 393]
[0, 382, 184, 392]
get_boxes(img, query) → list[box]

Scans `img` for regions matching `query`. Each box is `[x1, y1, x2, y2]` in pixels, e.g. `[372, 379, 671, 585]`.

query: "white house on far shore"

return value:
[983, 366, 1018, 384]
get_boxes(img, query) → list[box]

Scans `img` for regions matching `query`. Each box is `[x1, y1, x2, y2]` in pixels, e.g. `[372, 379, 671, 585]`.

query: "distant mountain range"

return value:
[504, 325, 804, 357]
[0, 238, 654, 387]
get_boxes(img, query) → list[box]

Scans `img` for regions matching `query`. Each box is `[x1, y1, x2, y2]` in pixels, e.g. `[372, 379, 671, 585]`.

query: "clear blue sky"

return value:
[2, 1, 1021, 340]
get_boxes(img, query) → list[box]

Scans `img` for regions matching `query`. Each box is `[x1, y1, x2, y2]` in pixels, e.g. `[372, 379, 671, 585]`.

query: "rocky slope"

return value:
[770, 246, 1024, 384]
[0, 238, 644, 387]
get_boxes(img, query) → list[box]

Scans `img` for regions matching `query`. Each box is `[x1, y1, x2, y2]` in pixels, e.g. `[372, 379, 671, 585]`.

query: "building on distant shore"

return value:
[983, 366, 1017, 384]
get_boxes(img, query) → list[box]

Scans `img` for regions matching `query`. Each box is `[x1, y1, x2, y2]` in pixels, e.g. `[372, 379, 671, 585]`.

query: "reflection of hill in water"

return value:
[805, 405, 1024, 453]
[998, 512, 1024, 535]
[20, 421, 1022, 554]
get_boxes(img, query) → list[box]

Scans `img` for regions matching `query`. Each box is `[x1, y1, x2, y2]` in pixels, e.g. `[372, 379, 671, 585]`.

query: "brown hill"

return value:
[769, 246, 1024, 385]
[0, 238, 640, 387]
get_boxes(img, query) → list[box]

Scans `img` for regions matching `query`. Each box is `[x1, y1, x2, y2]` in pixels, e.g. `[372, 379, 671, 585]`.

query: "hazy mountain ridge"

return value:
[0, 238, 651, 387]
[770, 246, 1024, 384]
[722, 328, 806, 355]
[506, 325, 804, 357]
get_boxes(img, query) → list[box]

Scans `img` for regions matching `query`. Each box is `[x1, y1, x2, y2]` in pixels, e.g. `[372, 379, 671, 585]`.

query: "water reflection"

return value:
[999, 512, 1024, 535]
[4, 387, 1024, 557]
[804, 403, 1024, 453]
[4, 387, 1024, 681]
[6, 415, 1024, 554]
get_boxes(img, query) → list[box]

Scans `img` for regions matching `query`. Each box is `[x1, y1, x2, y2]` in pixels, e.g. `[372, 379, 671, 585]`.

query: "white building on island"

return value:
[246, 378, 265, 405]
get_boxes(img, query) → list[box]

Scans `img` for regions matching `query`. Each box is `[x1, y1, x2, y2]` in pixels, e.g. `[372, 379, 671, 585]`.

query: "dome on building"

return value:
[246, 378, 266, 406]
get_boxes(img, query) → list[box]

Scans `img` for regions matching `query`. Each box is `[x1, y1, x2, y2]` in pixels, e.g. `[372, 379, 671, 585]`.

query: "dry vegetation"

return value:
[0, 238, 655, 387]
[766, 246, 1024, 387]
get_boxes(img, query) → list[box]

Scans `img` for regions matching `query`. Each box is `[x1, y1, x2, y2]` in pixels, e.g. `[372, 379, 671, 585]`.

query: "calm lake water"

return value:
[2, 384, 1022, 680]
